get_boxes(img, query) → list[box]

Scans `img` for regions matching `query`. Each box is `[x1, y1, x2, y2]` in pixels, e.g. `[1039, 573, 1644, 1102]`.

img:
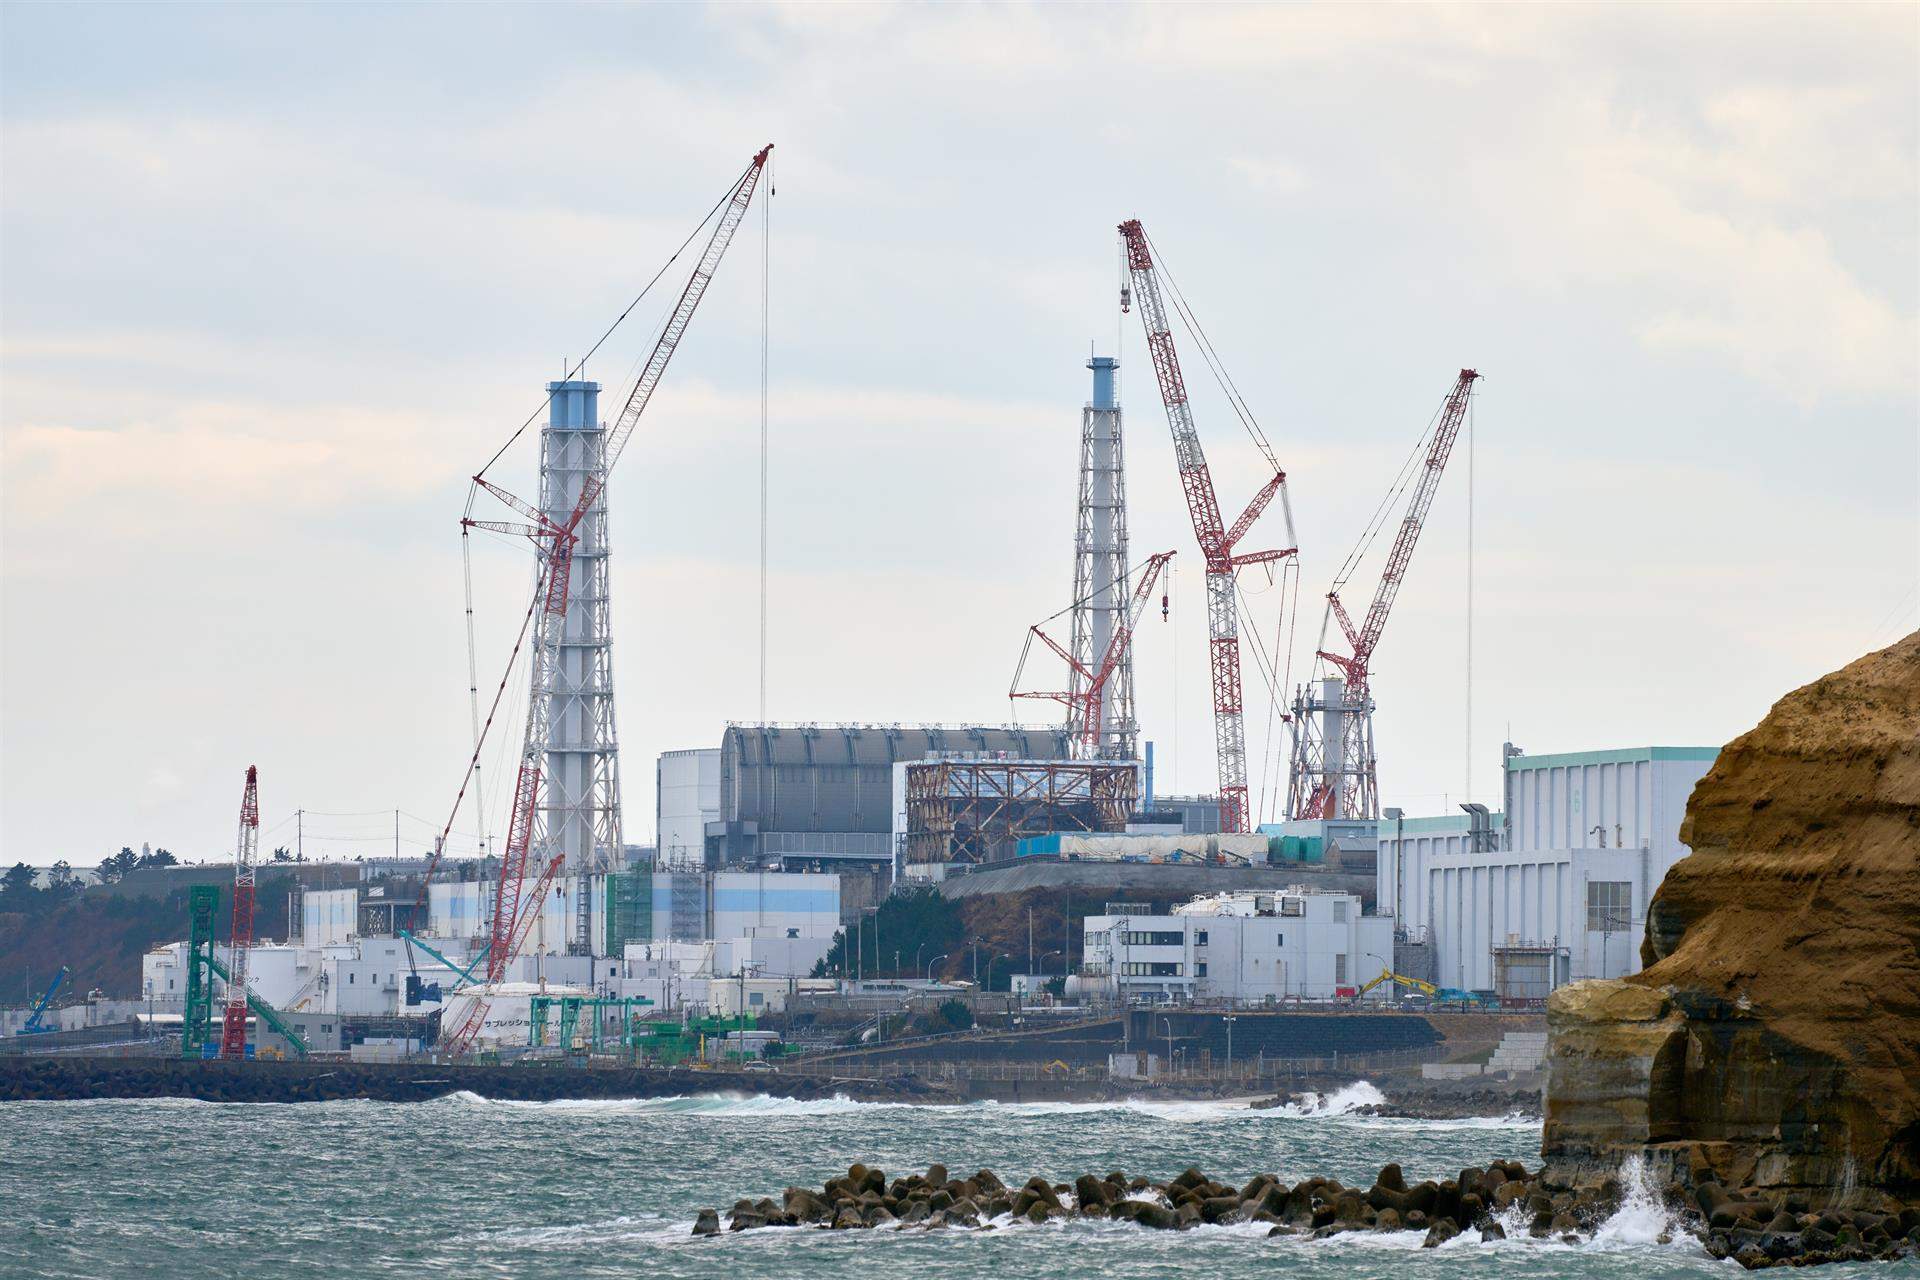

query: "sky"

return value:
[2, 3, 1915, 867]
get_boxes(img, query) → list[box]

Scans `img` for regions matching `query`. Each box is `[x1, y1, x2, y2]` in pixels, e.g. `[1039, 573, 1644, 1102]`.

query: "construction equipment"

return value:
[18, 966, 68, 1035]
[1117, 220, 1297, 833]
[1013, 550, 1176, 757]
[1288, 370, 1479, 820]
[1352, 968, 1438, 1000]
[436, 145, 773, 1053]
[218, 765, 261, 1059]
[202, 950, 310, 1058]
[182, 885, 219, 1057]
[398, 930, 483, 1006]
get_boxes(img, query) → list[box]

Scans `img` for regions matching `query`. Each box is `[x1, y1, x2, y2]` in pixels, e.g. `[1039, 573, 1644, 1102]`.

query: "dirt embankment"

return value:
[1543, 632, 1920, 1195]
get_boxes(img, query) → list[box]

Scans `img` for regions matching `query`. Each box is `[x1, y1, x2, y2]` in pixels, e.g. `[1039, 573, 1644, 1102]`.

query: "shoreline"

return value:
[0, 1055, 1544, 1117]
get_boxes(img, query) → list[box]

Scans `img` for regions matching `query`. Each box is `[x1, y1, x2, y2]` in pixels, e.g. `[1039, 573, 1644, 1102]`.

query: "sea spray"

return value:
[1275, 1081, 1387, 1117]
[1586, 1154, 1676, 1248]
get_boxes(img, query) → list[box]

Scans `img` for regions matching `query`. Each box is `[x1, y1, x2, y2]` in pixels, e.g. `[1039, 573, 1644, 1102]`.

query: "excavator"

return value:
[1346, 968, 1438, 1002]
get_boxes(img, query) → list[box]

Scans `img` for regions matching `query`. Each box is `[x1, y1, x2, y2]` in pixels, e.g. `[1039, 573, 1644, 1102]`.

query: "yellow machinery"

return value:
[1354, 969, 1438, 999]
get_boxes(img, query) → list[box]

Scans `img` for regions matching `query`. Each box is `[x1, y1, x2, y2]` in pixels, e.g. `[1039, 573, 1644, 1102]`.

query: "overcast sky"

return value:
[3, 3, 1915, 867]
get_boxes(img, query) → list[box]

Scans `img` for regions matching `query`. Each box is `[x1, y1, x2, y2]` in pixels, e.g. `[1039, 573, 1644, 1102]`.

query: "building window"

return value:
[1332, 900, 1349, 923]
[1121, 930, 1185, 947]
[748, 992, 764, 1007]
[1196, 962, 1208, 978]
[1195, 930, 1209, 947]
[349, 973, 355, 984]
[1335, 954, 1347, 984]
[1121, 962, 1183, 977]
[1588, 881, 1632, 931]
[1275, 933, 1285, 948]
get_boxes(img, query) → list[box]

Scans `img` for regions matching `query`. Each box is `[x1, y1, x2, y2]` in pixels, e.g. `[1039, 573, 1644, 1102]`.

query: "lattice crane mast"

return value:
[1289, 368, 1479, 820]
[1013, 549, 1176, 757]
[217, 765, 260, 1059]
[1117, 219, 1295, 834]
[440, 144, 772, 1052]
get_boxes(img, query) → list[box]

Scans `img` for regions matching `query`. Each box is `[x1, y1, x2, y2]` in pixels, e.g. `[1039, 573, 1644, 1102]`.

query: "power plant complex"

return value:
[35, 144, 1715, 1068]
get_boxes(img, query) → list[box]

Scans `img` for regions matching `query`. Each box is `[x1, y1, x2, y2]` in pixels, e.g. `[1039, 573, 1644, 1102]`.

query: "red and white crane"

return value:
[217, 765, 260, 1059]
[1117, 219, 1296, 834]
[1288, 368, 1480, 820]
[434, 144, 772, 1052]
[1013, 549, 1176, 757]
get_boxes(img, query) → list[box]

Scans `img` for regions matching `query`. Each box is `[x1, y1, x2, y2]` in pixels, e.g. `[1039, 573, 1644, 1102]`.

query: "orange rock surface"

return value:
[1543, 632, 1920, 1193]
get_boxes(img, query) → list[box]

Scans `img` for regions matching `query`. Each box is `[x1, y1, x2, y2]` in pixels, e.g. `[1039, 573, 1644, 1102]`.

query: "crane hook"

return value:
[1120, 284, 1133, 315]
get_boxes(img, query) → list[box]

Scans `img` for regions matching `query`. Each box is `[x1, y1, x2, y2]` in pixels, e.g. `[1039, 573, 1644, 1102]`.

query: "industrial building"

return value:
[1079, 888, 1393, 1003]
[141, 867, 841, 1029]
[656, 748, 721, 870]
[1376, 744, 1718, 999]
[703, 723, 1075, 867]
[896, 756, 1141, 866]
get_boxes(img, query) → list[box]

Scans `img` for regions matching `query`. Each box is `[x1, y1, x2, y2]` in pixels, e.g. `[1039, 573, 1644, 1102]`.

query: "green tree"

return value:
[44, 861, 82, 906]
[0, 862, 38, 912]
[96, 847, 140, 884]
[811, 886, 966, 979]
[135, 848, 178, 869]
[271, 846, 294, 863]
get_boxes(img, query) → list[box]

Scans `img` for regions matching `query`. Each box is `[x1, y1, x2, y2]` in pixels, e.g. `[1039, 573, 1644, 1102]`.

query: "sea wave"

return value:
[1270, 1081, 1389, 1116]
[436, 1089, 918, 1116]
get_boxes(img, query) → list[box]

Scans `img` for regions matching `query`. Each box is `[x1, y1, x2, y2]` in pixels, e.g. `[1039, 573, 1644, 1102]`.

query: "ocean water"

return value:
[2, 1085, 1902, 1279]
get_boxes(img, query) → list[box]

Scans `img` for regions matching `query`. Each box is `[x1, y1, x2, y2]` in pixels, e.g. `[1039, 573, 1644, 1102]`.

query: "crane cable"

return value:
[472, 158, 756, 484]
[1010, 556, 1172, 699]
[1329, 392, 1449, 596]
[1141, 227, 1282, 475]
[432, 151, 767, 951]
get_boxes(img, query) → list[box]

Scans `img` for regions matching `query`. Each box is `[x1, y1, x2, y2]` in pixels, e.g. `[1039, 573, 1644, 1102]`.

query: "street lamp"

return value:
[1222, 1012, 1236, 1073]
[1365, 951, 1389, 1002]
[926, 953, 948, 985]
[914, 942, 926, 977]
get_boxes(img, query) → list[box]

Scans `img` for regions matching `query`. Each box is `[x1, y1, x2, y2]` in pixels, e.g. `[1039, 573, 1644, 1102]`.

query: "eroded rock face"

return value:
[1543, 633, 1920, 1196]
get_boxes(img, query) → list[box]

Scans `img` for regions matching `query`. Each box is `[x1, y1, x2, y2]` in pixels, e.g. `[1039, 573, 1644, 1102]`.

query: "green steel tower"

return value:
[182, 885, 219, 1058]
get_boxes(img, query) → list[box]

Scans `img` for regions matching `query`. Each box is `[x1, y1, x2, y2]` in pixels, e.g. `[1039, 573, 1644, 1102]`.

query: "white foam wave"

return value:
[437, 1089, 920, 1117]
[980, 1097, 1267, 1122]
[1272, 1081, 1388, 1116]
[1588, 1154, 1679, 1248]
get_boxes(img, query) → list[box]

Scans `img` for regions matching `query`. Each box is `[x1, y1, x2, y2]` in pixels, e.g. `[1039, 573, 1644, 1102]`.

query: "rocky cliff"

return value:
[1543, 632, 1920, 1198]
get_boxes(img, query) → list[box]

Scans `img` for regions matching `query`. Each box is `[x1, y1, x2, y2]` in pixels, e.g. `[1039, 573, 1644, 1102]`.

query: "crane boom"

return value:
[443, 145, 772, 1054]
[1013, 550, 1176, 756]
[1118, 219, 1294, 832]
[1338, 369, 1479, 667]
[217, 765, 260, 1059]
[1288, 368, 1479, 820]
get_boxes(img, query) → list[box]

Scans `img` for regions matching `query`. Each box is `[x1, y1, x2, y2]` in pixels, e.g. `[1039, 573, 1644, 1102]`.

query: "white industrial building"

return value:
[614, 939, 837, 1015]
[423, 869, 839, 955]
[1376, 745, 1718, 998]
[1079, 888, 1394, 1003]
[657, 747, 721, 870]
[141, 869, 840, 1033]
